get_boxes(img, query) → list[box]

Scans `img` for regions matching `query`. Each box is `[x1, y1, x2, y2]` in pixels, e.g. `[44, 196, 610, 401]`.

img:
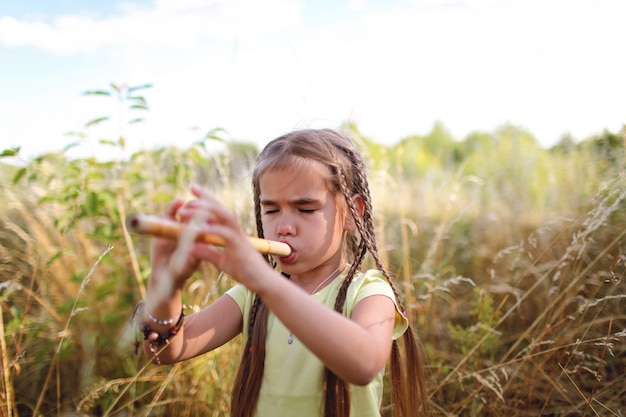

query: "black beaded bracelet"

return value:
[130, 301, 185, 357]
[140, 309, 185, 346]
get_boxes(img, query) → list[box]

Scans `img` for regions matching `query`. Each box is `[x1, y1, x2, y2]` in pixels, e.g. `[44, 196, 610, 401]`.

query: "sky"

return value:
[1, 0, 625, 161]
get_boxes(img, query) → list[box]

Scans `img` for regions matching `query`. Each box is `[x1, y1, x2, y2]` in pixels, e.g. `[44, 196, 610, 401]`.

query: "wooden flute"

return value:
[126, 213, 292, 257]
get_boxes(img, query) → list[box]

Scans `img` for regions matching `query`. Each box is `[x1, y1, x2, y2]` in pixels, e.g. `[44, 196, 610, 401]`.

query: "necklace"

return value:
[287, 262, 345, 344]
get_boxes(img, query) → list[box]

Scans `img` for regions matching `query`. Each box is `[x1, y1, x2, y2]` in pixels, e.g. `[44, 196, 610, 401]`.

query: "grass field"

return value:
[1, 122, 624, 416]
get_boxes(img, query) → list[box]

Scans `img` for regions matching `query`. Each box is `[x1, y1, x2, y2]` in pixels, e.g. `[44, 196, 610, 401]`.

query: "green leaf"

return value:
[12, 167, 27, 184]
[38, 195, 56, 204]
[46, 249, 70, 267]
[85, 191, 99, 216]
[204, 127, 227, 142]
[85, 116, 109, 128]
[62, 142, 80, 152]
[127, 83, 153, 94]
[127, 96, 147, 104]
[64, 130, 87, 138]
[82, 90, 111, 96]
[0, 147, 20, 157]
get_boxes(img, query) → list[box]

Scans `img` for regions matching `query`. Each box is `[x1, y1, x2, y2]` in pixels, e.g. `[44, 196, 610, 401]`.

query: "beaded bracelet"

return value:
[146, 310, 181, 326]
[130, 301, 185, 361]
[140, 310, 185, 347]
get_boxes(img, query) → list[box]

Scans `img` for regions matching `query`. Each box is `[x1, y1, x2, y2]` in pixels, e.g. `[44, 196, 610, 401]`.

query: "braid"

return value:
[230, 295, 268, 417]
[334, 138, 430, 417]
[230, 170, 274, 417]
[323, 149, 373, 417]
[348, 151, 388, 275]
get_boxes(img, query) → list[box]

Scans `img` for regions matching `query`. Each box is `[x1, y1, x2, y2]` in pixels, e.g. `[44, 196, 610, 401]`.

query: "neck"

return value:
[308, 262, 345, 295]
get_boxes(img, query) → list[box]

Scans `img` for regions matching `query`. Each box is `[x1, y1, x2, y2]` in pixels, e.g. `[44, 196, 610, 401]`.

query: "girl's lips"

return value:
[277, 242, 296, 263]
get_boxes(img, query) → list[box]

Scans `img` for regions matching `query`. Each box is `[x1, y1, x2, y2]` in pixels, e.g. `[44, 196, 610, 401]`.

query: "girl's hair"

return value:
[230, 129, 429, 417]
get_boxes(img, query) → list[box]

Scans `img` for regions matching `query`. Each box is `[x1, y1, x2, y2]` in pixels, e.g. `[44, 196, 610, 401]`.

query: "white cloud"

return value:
[1, 0, 625, 161]
[0, 0, 303, 54]
[348, 0, 367, 11]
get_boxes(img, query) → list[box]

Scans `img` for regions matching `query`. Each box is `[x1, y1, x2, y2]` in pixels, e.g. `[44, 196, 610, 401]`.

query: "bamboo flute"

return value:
[126, 213, 292, 257]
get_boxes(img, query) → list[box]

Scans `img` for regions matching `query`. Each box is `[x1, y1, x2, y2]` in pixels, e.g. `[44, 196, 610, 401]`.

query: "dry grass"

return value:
[1, 127, 624, 416]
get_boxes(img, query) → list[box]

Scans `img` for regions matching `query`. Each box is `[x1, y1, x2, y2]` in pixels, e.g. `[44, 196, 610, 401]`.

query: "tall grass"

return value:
[1, 119, 624, 416]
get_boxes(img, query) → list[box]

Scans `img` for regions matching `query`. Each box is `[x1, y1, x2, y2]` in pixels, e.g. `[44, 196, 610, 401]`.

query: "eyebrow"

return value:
[260, 197, 321, 206]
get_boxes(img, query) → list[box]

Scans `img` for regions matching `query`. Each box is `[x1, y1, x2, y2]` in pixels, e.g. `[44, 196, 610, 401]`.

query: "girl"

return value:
[135, 129, 428, 416]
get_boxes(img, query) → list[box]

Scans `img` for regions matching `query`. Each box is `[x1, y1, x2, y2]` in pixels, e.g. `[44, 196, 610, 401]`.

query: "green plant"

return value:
[2, 84, 625, 416]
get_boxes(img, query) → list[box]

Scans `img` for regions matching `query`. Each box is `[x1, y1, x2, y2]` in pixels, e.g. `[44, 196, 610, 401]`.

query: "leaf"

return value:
[127, 83, 153, 94]
[38, 195, 55, 205]
[0, 147, 20, 157]
[85, 116, 109, 128]
[62, 142, 80, 152]
[82, 90, 111, 96]
[128, 117, 145, 124]
[12, 167, 27, 184]
[127, 96, 147, 105]
[46, 249, 70, 267]
[85, 191, 99, 216]
[204, 127, 228, 142]
[64, 130, 87, 138]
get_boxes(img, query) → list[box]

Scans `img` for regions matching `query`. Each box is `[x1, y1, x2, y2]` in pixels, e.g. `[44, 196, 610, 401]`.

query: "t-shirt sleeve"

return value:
[347, 270, 409, 340]
[225, 283, 253, 343]
[225, 282, 248, 313]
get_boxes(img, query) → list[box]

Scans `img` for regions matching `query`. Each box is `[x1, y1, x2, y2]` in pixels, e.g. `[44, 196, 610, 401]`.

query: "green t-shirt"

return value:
[225, 268, 408, 417]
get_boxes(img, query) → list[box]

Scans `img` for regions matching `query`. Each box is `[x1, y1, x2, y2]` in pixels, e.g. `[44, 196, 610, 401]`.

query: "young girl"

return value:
[135, 129, 429, 416]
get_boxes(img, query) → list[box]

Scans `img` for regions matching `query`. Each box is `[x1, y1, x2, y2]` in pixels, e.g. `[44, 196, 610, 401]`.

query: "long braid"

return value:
[230, 173, 273, 417]
[230, 295, 268, 417]
[336, 141, 430, 417]
[318, 158, 367, 416]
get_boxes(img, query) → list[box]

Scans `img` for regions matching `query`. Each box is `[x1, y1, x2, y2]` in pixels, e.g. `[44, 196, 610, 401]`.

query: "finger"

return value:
[165, 199, 185, 219]
[191, 183, 218, 202]
[183, 189, 232, 226]
[203, 200, 239, 229]
[189, 242, 221, 264]
[190, 183, 207, 197]
[180, 198, 212, 212]
[178, 202, 215, 226]
[188, 185, 241, 234]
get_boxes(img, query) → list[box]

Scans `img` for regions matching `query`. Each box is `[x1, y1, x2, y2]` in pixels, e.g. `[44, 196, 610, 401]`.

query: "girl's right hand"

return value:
[149, 198, 202, 289]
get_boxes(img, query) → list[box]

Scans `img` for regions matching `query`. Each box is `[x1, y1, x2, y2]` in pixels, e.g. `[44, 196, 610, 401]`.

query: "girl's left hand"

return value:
[177, 184, 273, 292]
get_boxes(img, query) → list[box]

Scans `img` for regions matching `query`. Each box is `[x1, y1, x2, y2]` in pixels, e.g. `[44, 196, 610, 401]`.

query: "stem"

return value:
[0, 305, 14, 417]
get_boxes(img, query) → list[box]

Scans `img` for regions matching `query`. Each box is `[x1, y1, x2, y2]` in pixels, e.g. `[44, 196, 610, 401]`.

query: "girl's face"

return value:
[259, 161, 347, 279]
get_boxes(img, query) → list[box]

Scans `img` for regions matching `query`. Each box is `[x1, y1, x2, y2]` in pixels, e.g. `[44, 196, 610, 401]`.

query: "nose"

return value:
[276, 213, 296, 237]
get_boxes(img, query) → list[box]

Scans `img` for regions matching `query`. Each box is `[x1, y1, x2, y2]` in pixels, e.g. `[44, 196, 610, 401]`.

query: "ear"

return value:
[344, 194, 364, 232]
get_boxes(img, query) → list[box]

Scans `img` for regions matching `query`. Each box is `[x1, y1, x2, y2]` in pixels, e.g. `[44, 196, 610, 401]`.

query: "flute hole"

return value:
[129, 217, 139, 229]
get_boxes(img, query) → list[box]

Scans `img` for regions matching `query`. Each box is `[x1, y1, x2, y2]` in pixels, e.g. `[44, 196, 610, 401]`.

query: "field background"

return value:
[1, 87, 625, 416]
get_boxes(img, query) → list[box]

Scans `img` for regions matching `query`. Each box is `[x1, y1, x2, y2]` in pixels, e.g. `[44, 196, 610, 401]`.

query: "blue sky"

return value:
[1, 0, 625, 160]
